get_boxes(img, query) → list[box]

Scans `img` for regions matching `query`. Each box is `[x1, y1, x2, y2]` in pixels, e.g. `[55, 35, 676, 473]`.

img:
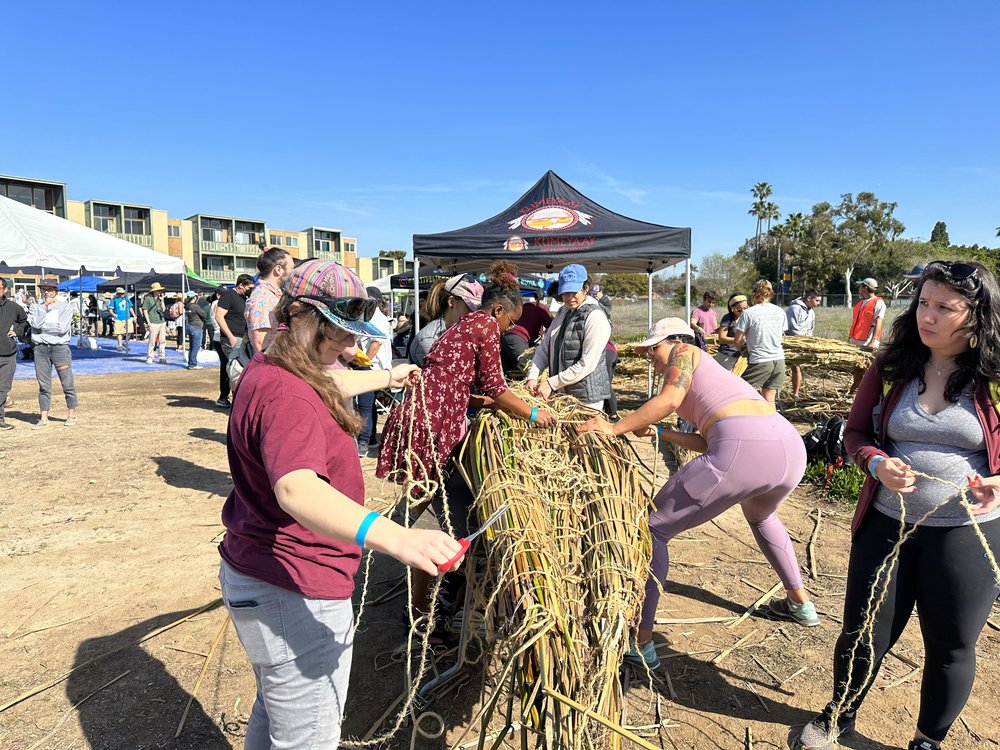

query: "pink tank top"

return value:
[674, 350, 764, 433]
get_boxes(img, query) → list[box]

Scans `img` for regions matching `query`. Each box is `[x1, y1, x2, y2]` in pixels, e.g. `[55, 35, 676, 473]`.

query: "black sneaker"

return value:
[798, 712, 855, 749]
[907, 740, 939, 750]
[215, 398, 232, 408]
[0, 422, 14, 431]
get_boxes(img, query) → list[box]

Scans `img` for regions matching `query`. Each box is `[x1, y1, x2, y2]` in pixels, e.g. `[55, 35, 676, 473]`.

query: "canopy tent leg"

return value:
[180, 267, 188, 354]
[413, 264, 420, 333]
[647, 272, 653, 397]
[685, 259, 692, 325]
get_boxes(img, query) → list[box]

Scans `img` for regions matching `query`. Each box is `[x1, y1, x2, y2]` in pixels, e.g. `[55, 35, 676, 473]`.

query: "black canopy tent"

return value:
[412, 171, 692, 392]
[96, 272, 218, 295]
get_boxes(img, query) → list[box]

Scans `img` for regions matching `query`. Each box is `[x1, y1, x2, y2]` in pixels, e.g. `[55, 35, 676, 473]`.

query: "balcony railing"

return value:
[112, 232, 153, 247]
[201, 269, 236, 282]
[234, 243, 262, 257]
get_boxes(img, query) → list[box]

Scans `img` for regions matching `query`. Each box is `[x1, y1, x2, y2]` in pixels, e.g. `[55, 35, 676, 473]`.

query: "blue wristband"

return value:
[530, 406, 537, 423]
[868, 455, 886, 479]
[355, 510, 380, 548]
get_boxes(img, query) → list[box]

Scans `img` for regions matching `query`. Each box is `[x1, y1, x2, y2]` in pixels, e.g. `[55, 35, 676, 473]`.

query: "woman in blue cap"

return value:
[526, 263, 612, 410]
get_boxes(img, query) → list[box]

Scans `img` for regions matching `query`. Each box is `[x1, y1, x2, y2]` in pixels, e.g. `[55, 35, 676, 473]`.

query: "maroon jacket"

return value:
[845, 361, 1000, 535]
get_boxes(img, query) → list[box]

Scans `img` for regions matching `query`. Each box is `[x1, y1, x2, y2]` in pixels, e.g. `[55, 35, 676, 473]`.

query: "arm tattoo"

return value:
[665, 344, 694, 392]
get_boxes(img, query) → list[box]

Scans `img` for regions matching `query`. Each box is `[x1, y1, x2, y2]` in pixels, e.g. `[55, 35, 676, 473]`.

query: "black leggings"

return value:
[828, 509, 1000, 742]
[213, 341, 230, 400]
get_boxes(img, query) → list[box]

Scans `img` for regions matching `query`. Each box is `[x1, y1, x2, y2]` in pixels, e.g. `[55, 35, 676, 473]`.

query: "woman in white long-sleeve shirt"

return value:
[525, 264, 612, 410]
[27, 278, 78, 428]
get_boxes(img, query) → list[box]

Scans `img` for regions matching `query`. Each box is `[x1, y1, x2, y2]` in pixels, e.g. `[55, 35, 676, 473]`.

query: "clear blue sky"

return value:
[3, 1, 998, 265]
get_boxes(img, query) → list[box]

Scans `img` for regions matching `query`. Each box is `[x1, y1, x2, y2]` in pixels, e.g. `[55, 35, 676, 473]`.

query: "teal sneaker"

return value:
[768, 598, 820, 627]
[623, 639, 660, 669]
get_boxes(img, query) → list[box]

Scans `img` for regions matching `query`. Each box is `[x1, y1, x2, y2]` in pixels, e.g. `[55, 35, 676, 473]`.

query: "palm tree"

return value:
[749, 183, 773, 262]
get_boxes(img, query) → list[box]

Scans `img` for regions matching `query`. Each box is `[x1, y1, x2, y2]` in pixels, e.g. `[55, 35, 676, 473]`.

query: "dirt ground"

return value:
[1, 366, 998, 750]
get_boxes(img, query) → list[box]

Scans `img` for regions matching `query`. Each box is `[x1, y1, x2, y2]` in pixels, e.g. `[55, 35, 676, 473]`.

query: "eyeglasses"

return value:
[295, 294, 377, 322]
[926, 261, 979, 282]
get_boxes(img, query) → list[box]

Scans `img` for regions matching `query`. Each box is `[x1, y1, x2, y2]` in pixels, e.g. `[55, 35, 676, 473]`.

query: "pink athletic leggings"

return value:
[640, 413, 807, 630]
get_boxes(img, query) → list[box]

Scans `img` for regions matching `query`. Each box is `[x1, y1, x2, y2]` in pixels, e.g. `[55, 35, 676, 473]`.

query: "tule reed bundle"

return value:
[456, 393, 653, 749]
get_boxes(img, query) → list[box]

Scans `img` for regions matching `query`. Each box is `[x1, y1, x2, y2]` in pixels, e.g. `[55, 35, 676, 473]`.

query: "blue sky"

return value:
[3, 1, 998, 264]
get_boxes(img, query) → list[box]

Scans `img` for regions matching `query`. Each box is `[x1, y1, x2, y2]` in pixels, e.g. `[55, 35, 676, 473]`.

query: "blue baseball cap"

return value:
[557, 264, 589, 294]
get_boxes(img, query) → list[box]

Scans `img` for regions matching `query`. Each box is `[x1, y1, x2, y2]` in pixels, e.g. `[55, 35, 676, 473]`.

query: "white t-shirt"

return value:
[733, 302, 786, 364]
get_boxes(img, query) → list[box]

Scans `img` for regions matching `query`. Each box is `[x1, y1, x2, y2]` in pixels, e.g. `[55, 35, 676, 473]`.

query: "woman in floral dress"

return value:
[377, 262, 556, 511]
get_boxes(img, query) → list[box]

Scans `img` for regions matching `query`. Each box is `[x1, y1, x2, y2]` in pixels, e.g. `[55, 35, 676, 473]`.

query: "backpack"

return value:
[166, 301, 183, 321]
[802, 415, 852, 467]
[226, 337, 255, 390]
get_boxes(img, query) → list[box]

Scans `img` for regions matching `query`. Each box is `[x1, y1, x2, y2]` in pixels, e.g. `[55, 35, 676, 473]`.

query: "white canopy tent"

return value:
[0, 194, 184, 275]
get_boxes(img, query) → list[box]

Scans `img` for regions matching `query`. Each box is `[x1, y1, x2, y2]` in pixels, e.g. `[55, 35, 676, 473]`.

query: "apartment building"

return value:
[356, 251, 413, 284]
[1, 174, 369, 284]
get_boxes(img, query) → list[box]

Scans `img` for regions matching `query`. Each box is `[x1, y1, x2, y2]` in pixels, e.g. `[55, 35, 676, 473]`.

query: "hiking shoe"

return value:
[32, 419, 50, 430]
[623, 640, 660, 670]
[215, 398, 232, 408]
[64, 416, 78, 427]
[767, 598, 820, 627]
[0, 422, 14, 431]
[357, 440, 370, 458]
[798, 712, 855, 749]
[908, 740, 940, 750]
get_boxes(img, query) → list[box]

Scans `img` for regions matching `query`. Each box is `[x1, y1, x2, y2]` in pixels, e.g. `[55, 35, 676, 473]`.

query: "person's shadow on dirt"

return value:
[633, 639, 883, 750]
[189, 427, 227, 445]
[68, 602, 230, 750]
[154, 456, 231, 495]
[341, 548, 482, 749]
[164, 394, 226, 412]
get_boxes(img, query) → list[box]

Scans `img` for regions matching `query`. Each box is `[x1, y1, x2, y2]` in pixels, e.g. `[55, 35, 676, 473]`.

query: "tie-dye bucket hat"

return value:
[283, 260, 386, 338]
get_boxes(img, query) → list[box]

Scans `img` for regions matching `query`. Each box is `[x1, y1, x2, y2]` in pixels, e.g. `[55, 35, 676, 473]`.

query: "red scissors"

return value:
[438, 503, 511, 573]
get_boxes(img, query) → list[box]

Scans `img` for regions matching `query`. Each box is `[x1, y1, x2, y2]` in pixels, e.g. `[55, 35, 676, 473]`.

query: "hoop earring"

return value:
[970, 333, 979, 349]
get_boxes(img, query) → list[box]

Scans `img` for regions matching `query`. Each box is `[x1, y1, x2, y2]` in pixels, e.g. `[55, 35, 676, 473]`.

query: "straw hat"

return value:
[149, 282, 166, 292]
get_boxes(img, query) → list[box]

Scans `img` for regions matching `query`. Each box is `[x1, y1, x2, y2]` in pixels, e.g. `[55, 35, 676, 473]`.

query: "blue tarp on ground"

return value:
[13, 338, 220, 380]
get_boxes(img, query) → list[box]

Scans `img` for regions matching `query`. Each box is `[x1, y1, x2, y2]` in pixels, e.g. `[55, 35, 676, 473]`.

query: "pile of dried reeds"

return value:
[782, 335, 873, 372]
[456, 394, 653, 749]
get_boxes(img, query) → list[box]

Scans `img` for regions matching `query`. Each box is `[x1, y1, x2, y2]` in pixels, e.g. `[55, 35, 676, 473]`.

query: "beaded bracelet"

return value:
[355, 510, 380, 548]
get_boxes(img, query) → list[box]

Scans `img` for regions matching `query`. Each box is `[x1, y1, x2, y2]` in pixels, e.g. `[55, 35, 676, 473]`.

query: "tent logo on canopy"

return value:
[507, 206, 593, 232]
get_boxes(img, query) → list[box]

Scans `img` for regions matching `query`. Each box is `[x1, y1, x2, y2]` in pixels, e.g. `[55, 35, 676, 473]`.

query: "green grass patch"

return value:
[802, 459, 865, 505]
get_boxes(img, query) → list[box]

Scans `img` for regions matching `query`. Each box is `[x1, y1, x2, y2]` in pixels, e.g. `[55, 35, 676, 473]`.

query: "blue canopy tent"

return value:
[58, 275, 108, 293]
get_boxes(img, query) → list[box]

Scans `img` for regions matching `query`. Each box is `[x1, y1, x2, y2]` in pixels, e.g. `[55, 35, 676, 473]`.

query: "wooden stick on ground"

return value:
[807, 508, 822, 579]
[654, 616, 734, 625]
[7, 588, 63, 638]
[727, 583, 782, 629]
[13, 602, 118, 640]
[745, 726, 754, 750]
[713, 630, 759, 666]
[0, 598, 222, 714]
[780, 665, 808, 686]
[883, 667, 920, 690]
[175, 614, 231, 738]
[24, 670, 131, 750]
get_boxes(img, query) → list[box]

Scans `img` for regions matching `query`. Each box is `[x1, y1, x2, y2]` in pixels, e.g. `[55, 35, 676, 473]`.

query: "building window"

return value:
[345, 242, 356, 254]
[314, 230, 335, 255]
[269, 234, 282, 246]
[93, 204, 119, 233]
[201, 218, 226, 243]
[287, 236, 298, 247]
[167, 225, 181, 237]
[203, 255, 226, 271]
[235, 221, 262, 246]
[123, 207, 148, 235]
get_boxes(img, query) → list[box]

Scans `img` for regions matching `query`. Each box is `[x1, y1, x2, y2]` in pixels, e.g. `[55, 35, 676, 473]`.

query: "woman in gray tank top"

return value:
[798, 260, 1000, 750]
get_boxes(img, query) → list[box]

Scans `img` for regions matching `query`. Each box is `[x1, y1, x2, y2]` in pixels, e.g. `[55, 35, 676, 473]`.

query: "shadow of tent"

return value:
[67, 603, 230, 750]
[154, 456, 231, 494]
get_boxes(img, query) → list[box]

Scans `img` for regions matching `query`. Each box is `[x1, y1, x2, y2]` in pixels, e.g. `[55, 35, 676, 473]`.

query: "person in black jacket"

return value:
[0, 277, 30, 430]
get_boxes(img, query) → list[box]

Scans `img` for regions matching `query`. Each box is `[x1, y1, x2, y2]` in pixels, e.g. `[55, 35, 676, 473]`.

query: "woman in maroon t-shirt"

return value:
[219, 260, 464, 749]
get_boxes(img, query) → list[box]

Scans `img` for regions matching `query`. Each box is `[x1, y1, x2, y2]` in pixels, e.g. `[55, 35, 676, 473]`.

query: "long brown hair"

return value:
[750, 279, 773, 306]
[422, 280, 448, 320]
[267, 298, 363, 433]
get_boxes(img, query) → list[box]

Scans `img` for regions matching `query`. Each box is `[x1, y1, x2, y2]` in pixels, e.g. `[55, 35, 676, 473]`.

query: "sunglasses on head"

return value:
[446, 273, 478, 295]
[926, 261, 978, 282]
[295, 294, 377, 322]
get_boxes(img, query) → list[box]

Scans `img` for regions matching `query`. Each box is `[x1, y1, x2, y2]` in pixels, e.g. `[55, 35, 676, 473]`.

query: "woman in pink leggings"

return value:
[580, 317, 816, 669]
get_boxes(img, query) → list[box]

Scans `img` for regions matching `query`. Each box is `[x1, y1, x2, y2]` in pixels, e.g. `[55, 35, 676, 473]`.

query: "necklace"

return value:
[927, 359, 954, 378]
